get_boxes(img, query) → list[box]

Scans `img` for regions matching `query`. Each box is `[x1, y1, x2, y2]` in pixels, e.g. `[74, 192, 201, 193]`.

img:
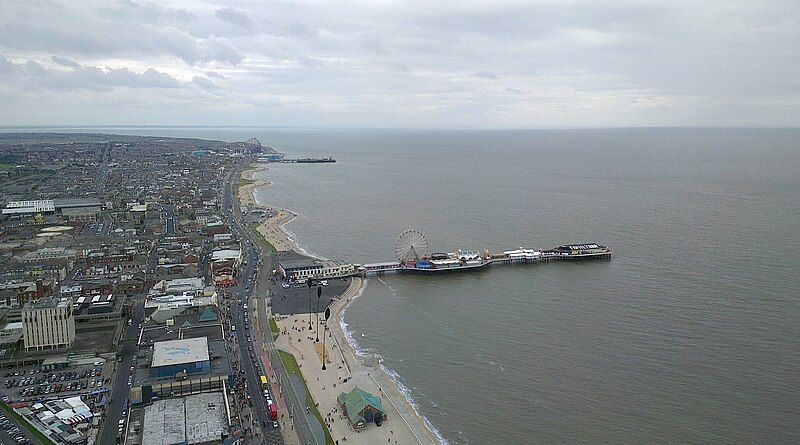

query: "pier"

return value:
[358, 242, 611, 277]
[276, 230, 611, 284]
[275, 157, 336, 163]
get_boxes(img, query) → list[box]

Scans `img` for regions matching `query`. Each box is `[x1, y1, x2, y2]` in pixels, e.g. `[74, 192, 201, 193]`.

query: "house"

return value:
[337, 387, 386, 430]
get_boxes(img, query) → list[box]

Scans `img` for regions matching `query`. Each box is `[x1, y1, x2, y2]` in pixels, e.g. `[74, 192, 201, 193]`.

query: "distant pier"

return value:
[276, 157, 336, 164]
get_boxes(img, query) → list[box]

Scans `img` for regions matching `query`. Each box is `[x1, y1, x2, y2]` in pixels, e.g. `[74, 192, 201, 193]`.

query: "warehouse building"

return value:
[141, 392, 228, 445]
[1, 198, 102, 218]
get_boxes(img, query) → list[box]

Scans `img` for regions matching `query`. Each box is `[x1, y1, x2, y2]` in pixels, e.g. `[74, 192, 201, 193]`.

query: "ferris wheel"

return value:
[395, 229, 430, 262]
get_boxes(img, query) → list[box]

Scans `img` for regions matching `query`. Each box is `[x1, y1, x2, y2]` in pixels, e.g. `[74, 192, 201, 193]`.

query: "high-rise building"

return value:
[22, 297, 75, 352]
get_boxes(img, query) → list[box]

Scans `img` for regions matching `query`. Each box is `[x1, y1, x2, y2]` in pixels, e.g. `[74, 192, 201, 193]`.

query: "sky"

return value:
[0, 0, 798, 128]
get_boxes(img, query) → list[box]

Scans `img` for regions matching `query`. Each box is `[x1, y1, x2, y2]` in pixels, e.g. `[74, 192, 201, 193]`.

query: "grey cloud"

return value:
[51, 56, 81, 69]
[215, 7, 253, 28]
[0, 1, 797, 127]
[0, 56, 182, 91]
[0, 1, 243, 65]
[192, 76, 220, 90]
[474, 71, 498, 80]
[198, 37, 244, 65]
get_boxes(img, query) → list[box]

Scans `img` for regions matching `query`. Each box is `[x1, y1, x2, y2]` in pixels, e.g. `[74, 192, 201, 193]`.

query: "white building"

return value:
[22, 297, 76, 352]
[278, 259, 357, 280]
[152, 277, 205, 295]
[2, 200, 55, 215]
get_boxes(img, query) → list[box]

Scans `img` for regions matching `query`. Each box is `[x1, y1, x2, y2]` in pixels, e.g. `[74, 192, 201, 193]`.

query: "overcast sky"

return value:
[1, 0, 797, 128]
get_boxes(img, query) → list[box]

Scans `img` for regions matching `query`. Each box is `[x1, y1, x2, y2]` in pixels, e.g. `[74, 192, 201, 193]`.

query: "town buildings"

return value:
[0, 133, 254, 444]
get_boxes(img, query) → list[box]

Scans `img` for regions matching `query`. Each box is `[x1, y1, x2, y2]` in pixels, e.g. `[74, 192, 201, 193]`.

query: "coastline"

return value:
[243, 163, 443, 445]
[240, 164, 301, 255]
[330, 279, 447, 445]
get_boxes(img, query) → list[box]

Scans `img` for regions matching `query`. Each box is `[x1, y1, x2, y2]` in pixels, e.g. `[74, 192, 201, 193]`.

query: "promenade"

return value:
[273, 277, 437, 445]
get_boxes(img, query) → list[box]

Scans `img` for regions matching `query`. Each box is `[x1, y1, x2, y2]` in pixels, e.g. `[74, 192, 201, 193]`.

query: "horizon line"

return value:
[1, 124, 799, 131]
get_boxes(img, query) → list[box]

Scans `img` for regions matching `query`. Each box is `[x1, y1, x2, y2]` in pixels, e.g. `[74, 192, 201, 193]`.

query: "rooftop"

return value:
[338, 386, 385, 425]
[160, 277, 205, 294]
[23, 297, 71, 311]
[279, 258, 321, 271]
[141, 392, 227, 445]
[211, 249, 241, 261]
[152, 336, 210, 368]
[52, 198, 103, 208]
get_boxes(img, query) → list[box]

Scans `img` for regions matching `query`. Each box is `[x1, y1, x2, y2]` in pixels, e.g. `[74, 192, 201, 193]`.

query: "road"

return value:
[222, 161, 287, 445]
[163, 204, 177, 236]
[94, 141, 110, 195]
[96, 300, 145, 445]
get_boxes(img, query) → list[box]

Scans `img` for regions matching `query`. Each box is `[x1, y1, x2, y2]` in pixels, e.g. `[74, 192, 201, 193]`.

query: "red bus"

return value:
[268, 403, 277, 421]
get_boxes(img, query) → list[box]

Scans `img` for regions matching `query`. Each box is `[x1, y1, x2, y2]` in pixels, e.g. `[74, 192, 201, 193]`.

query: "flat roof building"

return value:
[210, 249, 241, 262]
[158, 277, 205, 295]
[151, 337, 211, 379]
[2, 199, 55, 215]
[52, 198, 103, 210]
[141, 392, 228, 445]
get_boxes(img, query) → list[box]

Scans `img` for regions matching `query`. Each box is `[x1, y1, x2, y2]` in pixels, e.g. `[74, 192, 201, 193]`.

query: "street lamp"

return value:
[322, 306, 330, 370]
[307, 279, 313, 330]
[315, 286, 321, 342]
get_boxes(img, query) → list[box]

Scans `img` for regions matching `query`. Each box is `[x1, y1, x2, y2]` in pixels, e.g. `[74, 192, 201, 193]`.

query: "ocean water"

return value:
[10, 126, 799, 443]
[250, 128, 800, 444]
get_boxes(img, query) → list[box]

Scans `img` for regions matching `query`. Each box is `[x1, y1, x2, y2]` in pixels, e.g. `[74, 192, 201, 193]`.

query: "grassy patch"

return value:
[269, 317, 280, 339]
[237, 177, 256, 188]
[0, 163, 15, 171]
[278, 350, 335, 445]
[0, 403, 56, 445]
[250, 223, 277, 253]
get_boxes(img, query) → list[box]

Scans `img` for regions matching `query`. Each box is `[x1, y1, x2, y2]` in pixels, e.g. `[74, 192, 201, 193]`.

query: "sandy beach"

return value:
[240, 165, 441, 445]
[238, 165, 268, 208]
[239, 164, 302, 255]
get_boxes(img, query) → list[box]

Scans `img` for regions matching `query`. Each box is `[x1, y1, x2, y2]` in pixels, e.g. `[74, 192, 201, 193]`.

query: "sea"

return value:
[7, 126, 799, 444]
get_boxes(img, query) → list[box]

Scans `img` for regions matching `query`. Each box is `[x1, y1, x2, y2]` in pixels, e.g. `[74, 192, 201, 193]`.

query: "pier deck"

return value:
[358, 244, 611, 277]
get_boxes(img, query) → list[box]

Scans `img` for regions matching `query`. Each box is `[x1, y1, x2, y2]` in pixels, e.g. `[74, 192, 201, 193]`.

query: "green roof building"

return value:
[337, 386, 386, 430]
